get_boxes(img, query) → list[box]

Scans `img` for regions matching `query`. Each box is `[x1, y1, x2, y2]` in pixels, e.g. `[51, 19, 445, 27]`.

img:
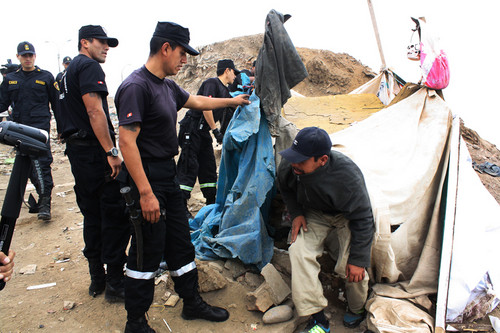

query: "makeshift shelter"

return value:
[349, 68, 405, 105]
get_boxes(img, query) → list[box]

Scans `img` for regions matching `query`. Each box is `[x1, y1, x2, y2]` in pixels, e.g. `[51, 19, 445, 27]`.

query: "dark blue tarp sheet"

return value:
[189, 92, 276, 269]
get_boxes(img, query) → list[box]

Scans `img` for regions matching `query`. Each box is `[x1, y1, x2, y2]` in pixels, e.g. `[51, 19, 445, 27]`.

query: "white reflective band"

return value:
[199, 183, 216, 188]
[169, 261, 196, 277]
[125, 268, 156, 280]
[179, 185, 193, 192]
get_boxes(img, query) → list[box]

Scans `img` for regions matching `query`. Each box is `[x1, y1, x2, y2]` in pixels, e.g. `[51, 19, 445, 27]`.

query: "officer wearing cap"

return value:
[115, 21, 250, 332]
[58, 25, 129, 303]
[277, 127, 374, 333]
[55, 56, 72, 87]
[177, 58, 240, 219]
[0, 41, 59, 220]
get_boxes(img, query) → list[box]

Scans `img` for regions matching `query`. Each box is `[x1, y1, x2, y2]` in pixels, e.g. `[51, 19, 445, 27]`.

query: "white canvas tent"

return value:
[325, 83, 499, 332]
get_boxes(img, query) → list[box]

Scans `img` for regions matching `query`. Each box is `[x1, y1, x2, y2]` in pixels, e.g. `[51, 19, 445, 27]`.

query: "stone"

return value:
[262, 305, 294, 324]
[271, 248, 292, 276]
[63, 301, 75, 310]
[224, 259, 247, 279]
[164, 294, 179, 307]
[245, 272, 264, 289]
[260, 263, 291, 305]
[246, 282, 274, 312]
[197, 261, 227, 292]
[19, 264, 37, 275]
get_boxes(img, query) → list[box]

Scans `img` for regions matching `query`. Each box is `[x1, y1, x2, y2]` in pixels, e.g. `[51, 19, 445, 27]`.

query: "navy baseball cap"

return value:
[17, 41, 36, 55]
[153, 21, 199, 56]
[62, 56, 72, 64]
[217, 59, 240, 75]
[79, 25, 119, 47]
[279, 127, 332, 163]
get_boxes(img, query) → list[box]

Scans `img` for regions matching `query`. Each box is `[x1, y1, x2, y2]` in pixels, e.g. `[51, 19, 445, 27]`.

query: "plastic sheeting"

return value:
[189, 92, 275, 269]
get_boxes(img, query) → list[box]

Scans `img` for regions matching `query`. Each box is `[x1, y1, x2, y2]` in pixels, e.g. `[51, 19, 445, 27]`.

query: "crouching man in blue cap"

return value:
[277, 127, 374, 333]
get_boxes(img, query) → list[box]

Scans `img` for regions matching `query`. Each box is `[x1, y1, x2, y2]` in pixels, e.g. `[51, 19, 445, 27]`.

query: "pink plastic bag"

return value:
[420, 47, 450, 90]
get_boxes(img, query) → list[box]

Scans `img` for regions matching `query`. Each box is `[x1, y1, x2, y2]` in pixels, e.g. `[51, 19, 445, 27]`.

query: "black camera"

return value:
[0, 121, 48, 156]
[0, 59, 20, 76]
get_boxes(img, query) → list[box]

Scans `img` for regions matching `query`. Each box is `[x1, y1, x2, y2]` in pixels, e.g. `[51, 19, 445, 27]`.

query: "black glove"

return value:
[212, 128, 224, 144]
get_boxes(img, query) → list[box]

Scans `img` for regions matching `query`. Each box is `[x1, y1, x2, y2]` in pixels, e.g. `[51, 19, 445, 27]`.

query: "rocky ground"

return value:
[0, 34, 499, 333]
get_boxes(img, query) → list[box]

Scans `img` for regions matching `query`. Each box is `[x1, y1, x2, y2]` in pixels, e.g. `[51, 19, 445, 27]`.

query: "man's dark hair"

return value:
[149, 36, 179, 56]
[216, 67, 227, 76]
[78, 38, 94, 51]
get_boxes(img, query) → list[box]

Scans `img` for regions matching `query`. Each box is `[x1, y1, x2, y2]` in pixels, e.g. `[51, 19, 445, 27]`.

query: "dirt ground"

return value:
[1, 34, 500, 333]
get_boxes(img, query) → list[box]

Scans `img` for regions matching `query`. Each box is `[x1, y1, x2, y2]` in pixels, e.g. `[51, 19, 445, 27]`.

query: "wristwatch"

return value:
[106, 147, 119, 157]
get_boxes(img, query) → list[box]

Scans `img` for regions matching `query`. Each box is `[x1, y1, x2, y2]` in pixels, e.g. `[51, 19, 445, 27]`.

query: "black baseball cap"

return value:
[78, 25, 118, 47]
[62, 56, 72, 64]
[17, 41, 36, 55]
[217, 59, 240, 75]
[153, 21, 199, 56]
[279, 127, 332, 163]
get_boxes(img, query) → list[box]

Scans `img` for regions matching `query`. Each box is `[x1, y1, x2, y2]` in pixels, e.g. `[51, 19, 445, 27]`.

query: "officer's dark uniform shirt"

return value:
[185, 77, 232, 126]
[115, 66, 190, 159]
[59, 54, 114, 139]
[0, 66, 58, 130]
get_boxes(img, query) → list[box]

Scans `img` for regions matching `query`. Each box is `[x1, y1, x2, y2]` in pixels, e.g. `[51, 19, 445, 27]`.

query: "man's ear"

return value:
[320, 154, 329, 166]
[161, 42, 170, 56]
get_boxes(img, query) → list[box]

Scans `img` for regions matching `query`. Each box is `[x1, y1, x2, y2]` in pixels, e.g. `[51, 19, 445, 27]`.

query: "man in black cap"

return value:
[0, 41, 59, 220]
[177, 58, 240, 218]
[58, 25, 130, 303]
[55, 56, 72, 87]
[277, 127, 374, 333]
[115, 21, 250, 333]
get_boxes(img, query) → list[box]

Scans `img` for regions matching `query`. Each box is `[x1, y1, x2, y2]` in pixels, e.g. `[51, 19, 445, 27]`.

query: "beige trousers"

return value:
[289, 209, 369, 316]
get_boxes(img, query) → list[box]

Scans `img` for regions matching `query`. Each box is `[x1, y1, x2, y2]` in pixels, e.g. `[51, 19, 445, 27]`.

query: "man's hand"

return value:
[140, 190, 161, 223]
[212, 128, 224, 144]
[346, 264, 365, 283]
[232, 94, 251, 107]
[290, 215, 308, 243]
[0, 250, 15, 282]
[107, 155, 122, 179]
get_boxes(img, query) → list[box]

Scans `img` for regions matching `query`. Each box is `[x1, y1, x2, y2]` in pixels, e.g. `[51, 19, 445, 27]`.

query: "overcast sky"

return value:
[1, 0, 499, 145]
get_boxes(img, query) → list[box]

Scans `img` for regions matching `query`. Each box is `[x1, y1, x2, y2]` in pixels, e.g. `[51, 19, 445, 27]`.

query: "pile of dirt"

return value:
[176, 34, 376, 96]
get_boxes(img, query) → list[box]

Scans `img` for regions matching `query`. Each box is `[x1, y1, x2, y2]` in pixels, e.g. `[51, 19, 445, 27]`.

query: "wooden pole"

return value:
[367, 0, 386, 70]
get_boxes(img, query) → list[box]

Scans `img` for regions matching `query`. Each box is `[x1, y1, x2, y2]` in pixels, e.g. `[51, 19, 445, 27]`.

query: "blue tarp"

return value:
[189, 92, 276, 269]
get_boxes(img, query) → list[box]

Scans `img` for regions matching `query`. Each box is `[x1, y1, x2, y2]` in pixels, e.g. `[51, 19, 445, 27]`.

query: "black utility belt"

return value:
[65, 136, 100, 146]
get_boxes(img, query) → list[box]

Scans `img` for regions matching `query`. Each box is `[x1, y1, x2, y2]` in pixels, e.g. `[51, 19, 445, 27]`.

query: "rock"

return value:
[164, 294, 179, 307]
[245, 272, 264, 289]
[262, 305, 294, 324]
[260, 263, 291, 305]
[19, 264, 37, 275]
[63, 301, 75, 310]
[197, 261, 227, 292]
[207, 260, 224, 273]
[224, 259, 247, 279]
[271, 248, 292, 276]
[246, 282, 274, 312]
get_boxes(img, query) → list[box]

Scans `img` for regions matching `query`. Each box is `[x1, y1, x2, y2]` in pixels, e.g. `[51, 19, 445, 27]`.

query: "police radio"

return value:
[0, 121, 49, 291]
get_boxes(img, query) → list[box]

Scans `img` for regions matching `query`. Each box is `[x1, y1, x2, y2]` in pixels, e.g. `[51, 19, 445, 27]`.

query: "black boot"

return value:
[37, 195, 51, 220]
[88, 260, 106, 297]
[105, 264, 125, 303]
[181, 293, 229, 322]
[124, 315, 156, 333]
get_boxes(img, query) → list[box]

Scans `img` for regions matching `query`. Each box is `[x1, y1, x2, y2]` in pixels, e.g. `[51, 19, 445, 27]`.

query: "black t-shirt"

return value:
[185, 77, 232, 123]
[115, 66, 190, 159]
[58, 54, 113, 139]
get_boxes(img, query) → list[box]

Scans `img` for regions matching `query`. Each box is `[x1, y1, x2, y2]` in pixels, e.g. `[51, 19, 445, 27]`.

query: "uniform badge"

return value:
[97, 81, 104, 85]
[54, 81, 60, 91]
[126, 112, 133, 118]
[25, 44, 30, 51]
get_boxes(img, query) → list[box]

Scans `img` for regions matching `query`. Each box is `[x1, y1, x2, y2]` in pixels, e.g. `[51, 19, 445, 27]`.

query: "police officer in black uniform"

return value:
[58, 25, 130, 303]
[177, 59, 239, 218]
[0, 41, 59, 220]
[55, 56, 71, 87]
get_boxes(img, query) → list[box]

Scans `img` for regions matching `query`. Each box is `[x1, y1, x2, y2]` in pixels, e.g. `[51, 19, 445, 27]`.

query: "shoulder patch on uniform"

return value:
[97, 81, 104, 85]
[8, 81, 17, 85]
[54, 81, 60, 91]
[35, 80, 46, 85]
[126, 112, 133, 118]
